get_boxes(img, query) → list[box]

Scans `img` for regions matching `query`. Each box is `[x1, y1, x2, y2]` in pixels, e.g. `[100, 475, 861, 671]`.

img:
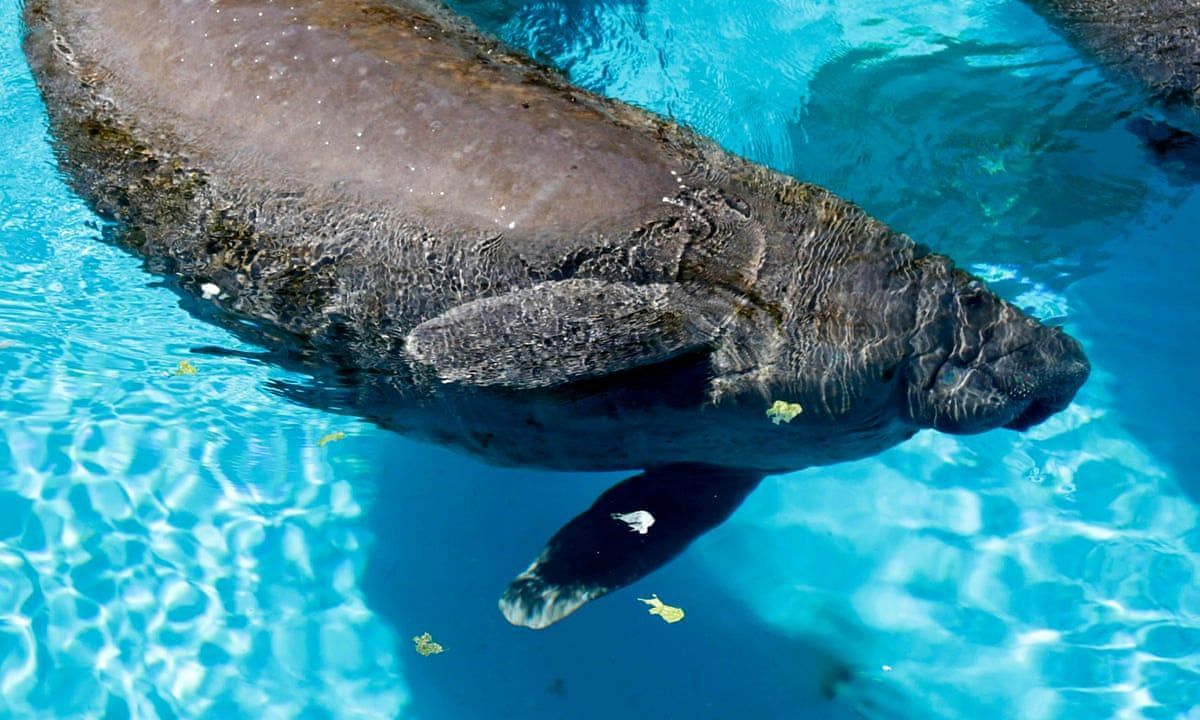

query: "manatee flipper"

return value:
[405, 279, 719, 389]
[500, 464, 763, 629]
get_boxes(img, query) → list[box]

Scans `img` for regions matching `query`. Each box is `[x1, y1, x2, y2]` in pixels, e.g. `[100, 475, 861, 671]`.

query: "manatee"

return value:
[22, 0, 1089, 629]
[1025, 0, 1200, 141]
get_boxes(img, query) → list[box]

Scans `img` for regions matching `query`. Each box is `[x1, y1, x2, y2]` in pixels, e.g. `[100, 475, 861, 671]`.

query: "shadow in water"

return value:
[1126, 116, 1200, 185]
[360, 436, 860, 720]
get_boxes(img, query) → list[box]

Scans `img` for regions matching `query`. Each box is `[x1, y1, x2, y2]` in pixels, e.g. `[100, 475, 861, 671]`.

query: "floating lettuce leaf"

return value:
[610, 510, 655, 534]
[413, 632, 445, 656]
[638, 594, 685, 624]
[318, 431, 346, 447]
[766, 400, 803, 424]
[173, 360, 197, 376]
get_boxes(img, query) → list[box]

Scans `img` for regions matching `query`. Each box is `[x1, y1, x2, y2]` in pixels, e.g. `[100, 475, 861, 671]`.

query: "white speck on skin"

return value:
[507, 221, 515, 229]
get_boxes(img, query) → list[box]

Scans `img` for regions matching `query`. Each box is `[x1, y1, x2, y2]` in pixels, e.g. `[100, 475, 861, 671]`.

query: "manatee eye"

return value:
[881, 365, 897, 382]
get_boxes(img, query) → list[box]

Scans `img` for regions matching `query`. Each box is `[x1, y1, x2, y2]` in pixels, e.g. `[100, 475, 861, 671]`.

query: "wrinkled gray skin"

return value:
[23, 0, 1089, 628]
[1026, 0, 1200, 131]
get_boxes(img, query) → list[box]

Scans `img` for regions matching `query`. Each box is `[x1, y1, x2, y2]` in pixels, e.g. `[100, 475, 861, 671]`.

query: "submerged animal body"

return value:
[23, 0, 1089, 628]
[1026, 0, 1200, 132]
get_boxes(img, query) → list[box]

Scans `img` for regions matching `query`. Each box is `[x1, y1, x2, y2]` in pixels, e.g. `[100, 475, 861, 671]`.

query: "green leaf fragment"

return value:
[766, 400, 802, 424]
[318, 431, 346, 447]
[174, 360, 198, 376]
[638, 594, 685, 624]
[413, 632, 445, 656]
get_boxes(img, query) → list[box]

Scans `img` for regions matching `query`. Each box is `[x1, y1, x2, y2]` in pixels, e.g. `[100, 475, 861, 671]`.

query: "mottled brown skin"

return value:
[23, 0, 1089, 628]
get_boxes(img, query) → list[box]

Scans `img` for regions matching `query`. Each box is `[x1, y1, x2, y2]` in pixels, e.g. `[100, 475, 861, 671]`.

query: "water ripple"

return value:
[0, 1, 408, 715]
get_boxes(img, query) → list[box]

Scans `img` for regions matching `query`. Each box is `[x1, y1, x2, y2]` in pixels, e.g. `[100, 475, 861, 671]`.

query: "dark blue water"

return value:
[2, 0, 1199, 718]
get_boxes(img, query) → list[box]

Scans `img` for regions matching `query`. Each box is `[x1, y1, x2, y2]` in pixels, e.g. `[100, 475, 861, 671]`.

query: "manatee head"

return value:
[720, 186, 1090, 441]
[901, 258, 1090, 434]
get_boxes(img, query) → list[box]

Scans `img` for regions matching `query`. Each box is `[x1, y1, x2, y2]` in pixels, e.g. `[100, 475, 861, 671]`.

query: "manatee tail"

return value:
[1126, 116, 1200, 177]
[500, 464, 763, 629]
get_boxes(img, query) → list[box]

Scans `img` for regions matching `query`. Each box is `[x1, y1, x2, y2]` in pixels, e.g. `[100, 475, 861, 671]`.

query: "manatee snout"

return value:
[905, 272, 1089, 434]
[993, 326, 1089, 431]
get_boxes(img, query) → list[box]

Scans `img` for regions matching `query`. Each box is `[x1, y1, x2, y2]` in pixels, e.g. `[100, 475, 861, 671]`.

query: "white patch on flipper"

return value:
[200, 282, 220, 299]
[610, 510, 655, 534]
[498, 553, 609, 629]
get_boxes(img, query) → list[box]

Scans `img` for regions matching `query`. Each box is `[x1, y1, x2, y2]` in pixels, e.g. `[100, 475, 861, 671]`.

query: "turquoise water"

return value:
[2, 0, 1199, 718]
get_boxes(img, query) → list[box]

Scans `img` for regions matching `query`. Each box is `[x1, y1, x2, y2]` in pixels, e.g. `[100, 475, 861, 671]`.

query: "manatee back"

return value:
[22, 0, 721, 369]
[22, 0, 685, 234]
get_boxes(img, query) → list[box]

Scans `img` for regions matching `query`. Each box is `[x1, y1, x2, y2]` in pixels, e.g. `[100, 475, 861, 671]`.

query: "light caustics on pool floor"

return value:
[702, 356, 1200, 719]
[0, 5, 407, 716]
[2, 0, 1200, 718]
